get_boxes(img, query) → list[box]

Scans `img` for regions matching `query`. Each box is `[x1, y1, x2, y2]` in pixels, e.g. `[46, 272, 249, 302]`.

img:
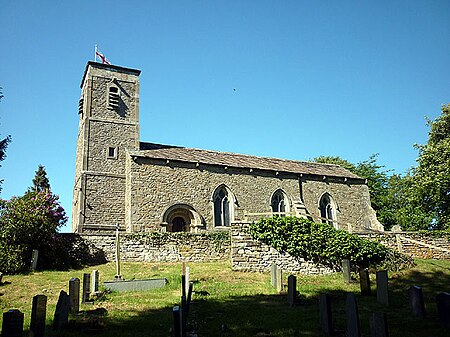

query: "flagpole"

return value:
[94, 44, 98, 62]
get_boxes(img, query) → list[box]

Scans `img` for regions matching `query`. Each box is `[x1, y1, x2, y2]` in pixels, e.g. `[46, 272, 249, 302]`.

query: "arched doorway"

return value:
[162, 204, 203, 233]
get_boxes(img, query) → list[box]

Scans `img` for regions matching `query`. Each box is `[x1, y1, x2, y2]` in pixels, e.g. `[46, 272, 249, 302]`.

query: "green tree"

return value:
[31, 165, 50, 192]
[0, 86, 11, 193]
[412, 104, 450, 229]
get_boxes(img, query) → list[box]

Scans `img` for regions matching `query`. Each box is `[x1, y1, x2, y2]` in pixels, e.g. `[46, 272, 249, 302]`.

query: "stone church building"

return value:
[72, 62, 383, 234]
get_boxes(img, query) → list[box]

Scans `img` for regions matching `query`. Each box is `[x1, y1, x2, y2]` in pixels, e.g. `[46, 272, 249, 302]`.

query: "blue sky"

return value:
[0, 1, 449, 232]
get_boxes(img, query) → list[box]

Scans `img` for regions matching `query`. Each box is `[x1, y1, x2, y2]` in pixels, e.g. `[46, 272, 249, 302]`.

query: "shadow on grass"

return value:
[19, 267, 450, 337]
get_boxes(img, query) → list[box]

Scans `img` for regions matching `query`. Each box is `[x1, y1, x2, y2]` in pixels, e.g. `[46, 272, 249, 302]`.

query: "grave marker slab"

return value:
[342, 259, 351, 283]
[376, 271, 389, 305]
[30, 294, 47, 337]
[91, 270, 99, 292]
[319, 293, 333, 335]
[2, 309, 24, 337]
[369, 312, 389, 337]
[173, 305, 181, 337]
[69, 277, 80, 313]
[276, 267, 283, 293]
[82, 273, 91, 303]
[31, 249, 39, 271]
[359, 269, 371, 296]
[287, 275, 297, 306]
[436, 292, 450, 329]
[271, 263, 277, 288]
[185, 266, 190, 297]
[346, 293, 361, 337]
[53, 290, 69, 331]
[408, 286, 425, 319]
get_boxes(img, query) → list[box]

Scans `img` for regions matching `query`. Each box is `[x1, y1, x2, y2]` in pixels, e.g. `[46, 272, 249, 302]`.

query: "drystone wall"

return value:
[231, 222, 334, 275]
[81, 231, 230, 262]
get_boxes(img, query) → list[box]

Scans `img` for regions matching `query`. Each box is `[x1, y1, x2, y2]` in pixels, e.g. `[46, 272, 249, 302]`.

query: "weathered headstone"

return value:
[173, 306, 181, 337]
[271, 263, 277, 288]
[376, 270, 389, 305]
[30, 294, 47, 337]
[287, 275, 297, 306]
[82, 273, 91, 303]
[436, 292, 450, 329]
[369, 312, 389, 337]
[276, 267, 283, 293]
[359, 269, 371, 296]
[342, 259, 351, 283]
[31, 249, 39, 271]
[53, 290, 70, 330]
[91, 270, 99, 292]
[346, 293, 361, 337]
[2, 309, 24, 337]
[115, 224, 122, 280]
[69, 277, 80, 313]
[185, 266, 190, 297]
[409, 286, 426, 319]
[319, 293, 333, 335]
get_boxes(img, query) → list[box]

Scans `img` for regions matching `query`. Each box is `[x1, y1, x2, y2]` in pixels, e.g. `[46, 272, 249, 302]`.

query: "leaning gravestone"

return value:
[82, 273, 91, 303]
[69, 277, 80, 313]
[409, 286, 426, 319]
[53, 290, 70, 331]
[346, 293, 361, 337]
[376, 270, 389, 305]
[2, 309, 24, 337]
[287, 275, 297, 306]
[436, 292, 450, 329]
[359, 269, 371, 296]
[30, 294, 47, 337]
[342, 259, 351, 283]
[369, 312, 389, 337]
[319, 293, 333, 335]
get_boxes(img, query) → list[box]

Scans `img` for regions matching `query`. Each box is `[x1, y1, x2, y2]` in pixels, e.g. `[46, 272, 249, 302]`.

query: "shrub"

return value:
[248, 216, 414, 271]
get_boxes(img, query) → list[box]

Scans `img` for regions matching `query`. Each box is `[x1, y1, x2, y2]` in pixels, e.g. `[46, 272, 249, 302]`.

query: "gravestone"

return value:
[173, 306, 181, 337]
[91, 270, 99, 292]
[376, 270, 389, 305]
[69, 277, 80, 313]
[276, 267, 283, 293]
[369, 312, 389, 337]
[0, 271, 3, 284]
[409, 286, 426, 319]
[114, 224, 122, 280]
[271, 263, 277, 288]
[2, 309, 24, 337]
[346, 293, 361, 337]
[342, 259, 351, 283]
[287, 275, 297, 306]
[359, 269, 371, 296]
[30, 294, 47, 337]
[436, 292, 450, 329]
[82, 273, 91, 303]
[185, 266, 190, 297]
[31, 249, 39, 271]
[53, 290, 70, 330]
[319, 293, 333, 335]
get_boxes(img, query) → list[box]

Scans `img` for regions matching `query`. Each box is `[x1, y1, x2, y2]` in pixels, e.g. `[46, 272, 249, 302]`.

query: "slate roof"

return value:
[130, 142, 363, 180]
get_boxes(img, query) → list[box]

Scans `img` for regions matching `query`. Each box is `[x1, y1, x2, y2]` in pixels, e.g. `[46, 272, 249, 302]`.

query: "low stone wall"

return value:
[355, 231, 450, 260]
[231, 222, 333, 275]
[81, 231, 230, 262]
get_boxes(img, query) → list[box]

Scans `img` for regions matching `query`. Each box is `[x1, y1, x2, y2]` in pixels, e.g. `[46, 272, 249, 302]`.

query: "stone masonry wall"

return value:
[231, 222, 334, 275]
[81, 231, 230, 262]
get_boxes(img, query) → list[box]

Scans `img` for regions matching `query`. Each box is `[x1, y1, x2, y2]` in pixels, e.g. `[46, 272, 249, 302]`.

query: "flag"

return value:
[95, 48, 111, 65]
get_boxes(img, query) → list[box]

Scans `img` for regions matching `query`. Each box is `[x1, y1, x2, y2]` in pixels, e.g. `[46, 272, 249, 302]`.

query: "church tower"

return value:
[72, 62, 141, 233]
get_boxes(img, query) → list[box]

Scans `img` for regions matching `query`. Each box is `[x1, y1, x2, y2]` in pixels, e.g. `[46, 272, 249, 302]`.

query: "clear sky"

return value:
[0, 1, 449, 232]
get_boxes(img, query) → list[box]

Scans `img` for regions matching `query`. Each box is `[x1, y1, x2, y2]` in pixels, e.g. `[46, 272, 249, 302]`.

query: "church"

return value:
[72, 62, 383, 234]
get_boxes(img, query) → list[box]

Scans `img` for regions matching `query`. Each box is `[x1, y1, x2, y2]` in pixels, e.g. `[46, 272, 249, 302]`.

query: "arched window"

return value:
[319, 193, 337, 228]
[271, 190, 288, 214]
[213, 186, 233, 227]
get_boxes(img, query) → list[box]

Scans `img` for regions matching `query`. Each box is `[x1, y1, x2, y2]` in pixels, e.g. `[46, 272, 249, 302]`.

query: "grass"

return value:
[1, 259, 449, 336]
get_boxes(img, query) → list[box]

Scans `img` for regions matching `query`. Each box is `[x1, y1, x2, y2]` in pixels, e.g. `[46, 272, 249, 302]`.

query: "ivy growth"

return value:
[248, 216, 414, 271]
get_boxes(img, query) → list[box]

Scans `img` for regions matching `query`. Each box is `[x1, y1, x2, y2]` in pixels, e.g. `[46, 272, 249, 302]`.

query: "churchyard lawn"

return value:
[0, 259, 449, 336]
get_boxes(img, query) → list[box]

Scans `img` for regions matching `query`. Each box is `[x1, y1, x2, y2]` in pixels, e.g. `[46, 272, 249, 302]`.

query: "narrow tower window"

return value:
[107, 146, 118, 159]
[78, 97, 84, 115]
[108, 86, 120, 110]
